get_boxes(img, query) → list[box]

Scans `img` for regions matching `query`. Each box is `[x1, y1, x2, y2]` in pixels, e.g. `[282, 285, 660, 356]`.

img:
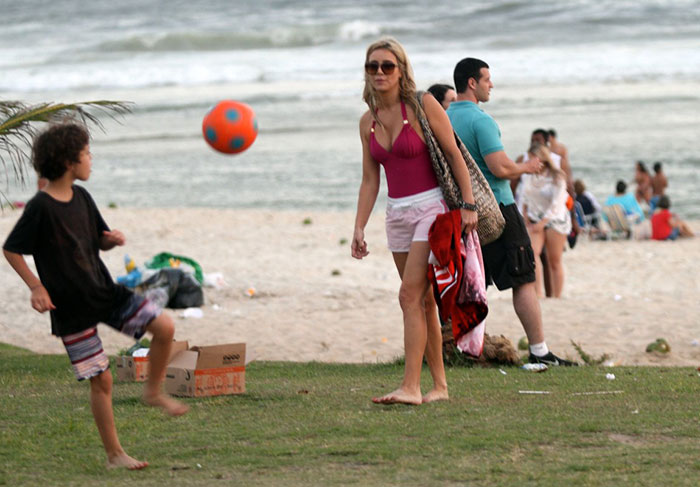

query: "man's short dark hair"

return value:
[548, 128, 557, 138]
[532, 128, 549, 143]
[616, 180, 627, 194]
[658, 195, 671, 209]
[427, 83, 454, 106]
[453, 57, 489, 94]
[32, 123, 90, 181]
[653, 161, 663, 173]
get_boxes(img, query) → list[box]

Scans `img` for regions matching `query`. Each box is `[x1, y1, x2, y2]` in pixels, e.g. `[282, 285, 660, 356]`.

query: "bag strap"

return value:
[416, 93, 506, 243]
[414, 91, 438, 146]
[415, 90, 428, 124]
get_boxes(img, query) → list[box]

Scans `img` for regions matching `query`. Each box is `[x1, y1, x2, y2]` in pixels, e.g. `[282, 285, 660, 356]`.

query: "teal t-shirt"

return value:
[605, 193, 645, 222]
[447, 100, 513, 206]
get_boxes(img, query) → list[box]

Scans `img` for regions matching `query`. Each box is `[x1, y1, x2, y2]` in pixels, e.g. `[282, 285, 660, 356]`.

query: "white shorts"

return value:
[385, 188, 447, 252]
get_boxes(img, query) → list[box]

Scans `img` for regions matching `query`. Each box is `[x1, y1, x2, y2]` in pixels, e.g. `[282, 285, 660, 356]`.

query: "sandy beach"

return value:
[1, 207, 698, 367]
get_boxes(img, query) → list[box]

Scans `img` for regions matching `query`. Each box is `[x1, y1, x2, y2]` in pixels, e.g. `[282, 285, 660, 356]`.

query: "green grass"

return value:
[1, 343, 700, 486]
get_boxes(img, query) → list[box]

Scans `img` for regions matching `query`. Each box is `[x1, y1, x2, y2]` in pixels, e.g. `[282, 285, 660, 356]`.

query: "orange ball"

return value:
[202, 100, 258, 154]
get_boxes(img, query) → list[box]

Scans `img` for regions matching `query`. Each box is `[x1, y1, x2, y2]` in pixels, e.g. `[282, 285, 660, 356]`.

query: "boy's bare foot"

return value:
[422, 388, 449, 403]
[372, 388, 422, 405]
[143, 393, 189, 417]
[107, 452, 149, 470]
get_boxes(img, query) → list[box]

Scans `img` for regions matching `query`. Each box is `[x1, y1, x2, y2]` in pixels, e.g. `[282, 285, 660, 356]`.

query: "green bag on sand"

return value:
[145, 252, 204, 284]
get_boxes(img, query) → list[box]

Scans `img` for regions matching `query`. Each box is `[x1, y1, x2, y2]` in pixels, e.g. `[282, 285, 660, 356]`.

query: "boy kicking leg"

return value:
[141, 313, 188, 416]
[63, 296, 188, 469]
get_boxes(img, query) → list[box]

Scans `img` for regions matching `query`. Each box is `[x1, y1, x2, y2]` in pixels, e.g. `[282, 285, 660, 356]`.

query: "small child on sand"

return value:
[2, 123, 188, 470]
[650, 195, 694, 240]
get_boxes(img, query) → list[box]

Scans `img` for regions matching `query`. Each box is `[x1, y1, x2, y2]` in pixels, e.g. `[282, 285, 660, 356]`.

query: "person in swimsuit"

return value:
[634, 160, 653, 205]
[547, 128, 574, 193]
[351, 37, 478, 405]
[650, 161, 668, 211]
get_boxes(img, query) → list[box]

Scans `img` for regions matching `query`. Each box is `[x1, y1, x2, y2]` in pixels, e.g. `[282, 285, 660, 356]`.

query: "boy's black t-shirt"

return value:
[3, 185, 132, 336]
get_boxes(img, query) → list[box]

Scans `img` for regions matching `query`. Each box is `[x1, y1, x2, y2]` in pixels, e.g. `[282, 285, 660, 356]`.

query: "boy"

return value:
[3, 123, 188, 470]
[651, 195, 694, 240]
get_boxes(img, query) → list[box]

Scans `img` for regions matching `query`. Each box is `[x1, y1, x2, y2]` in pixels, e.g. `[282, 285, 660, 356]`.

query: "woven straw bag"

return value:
[415, 91, 505, 245]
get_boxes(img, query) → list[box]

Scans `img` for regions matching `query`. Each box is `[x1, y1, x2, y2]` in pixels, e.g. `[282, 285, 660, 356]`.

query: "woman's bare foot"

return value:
[107, 452, 149, 470]
[143, 392, 189, 417]
[422, 388, 449, 403]
[372, 388, 422, 405]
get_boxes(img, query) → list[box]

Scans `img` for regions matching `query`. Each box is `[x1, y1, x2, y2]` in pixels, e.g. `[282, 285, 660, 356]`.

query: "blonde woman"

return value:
[521, 143, 571, 298]
[351, 37, 478, 405]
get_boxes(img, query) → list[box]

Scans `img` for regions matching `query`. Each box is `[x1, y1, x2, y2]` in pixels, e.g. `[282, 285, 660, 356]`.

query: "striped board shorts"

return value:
[61, 295, 161, 381]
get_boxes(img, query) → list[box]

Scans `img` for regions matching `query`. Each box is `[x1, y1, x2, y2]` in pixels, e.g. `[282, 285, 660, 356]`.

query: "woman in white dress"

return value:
[520, 143, 571, 298]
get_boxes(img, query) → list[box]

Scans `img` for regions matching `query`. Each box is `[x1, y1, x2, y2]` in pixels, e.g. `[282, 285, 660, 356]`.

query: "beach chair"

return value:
[573, 200, 601, 237]
[573, 201, 586, 229]
[601, 204, 631, 239]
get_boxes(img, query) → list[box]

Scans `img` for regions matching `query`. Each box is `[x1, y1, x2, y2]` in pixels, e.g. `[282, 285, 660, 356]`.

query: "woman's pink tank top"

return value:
[369, 101, 439, 198]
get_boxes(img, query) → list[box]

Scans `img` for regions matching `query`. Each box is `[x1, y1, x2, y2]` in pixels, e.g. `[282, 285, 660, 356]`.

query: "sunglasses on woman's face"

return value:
[364, 61, 397, 75]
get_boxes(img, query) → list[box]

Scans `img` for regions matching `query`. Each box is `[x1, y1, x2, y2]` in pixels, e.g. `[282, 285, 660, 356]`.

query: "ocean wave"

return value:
[93, 20, 382, 53]
[96, 121, 348, 145]
[129, 91, 350, 114]
[337, 20, 383, 42]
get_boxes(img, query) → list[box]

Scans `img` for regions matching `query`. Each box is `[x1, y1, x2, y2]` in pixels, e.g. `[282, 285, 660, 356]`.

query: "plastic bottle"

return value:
[124, 254, 136, 273]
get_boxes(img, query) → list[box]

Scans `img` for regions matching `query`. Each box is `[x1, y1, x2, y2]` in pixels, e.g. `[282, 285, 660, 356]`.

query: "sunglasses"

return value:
[364, 61, 398, 75]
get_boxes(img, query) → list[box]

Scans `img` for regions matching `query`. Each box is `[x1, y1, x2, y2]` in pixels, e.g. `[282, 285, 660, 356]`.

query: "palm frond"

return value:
[0, 100, 132, 195]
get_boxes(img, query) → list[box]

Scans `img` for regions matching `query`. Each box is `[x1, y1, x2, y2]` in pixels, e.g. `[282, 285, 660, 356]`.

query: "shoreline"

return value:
[1, 207, 699, 366]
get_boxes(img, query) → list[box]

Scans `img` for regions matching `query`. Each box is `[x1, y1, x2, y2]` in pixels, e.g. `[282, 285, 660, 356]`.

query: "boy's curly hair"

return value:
[32, 123, 90, 181]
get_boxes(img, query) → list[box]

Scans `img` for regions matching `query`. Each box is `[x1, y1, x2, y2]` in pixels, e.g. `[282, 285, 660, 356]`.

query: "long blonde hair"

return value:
[529, 143, 565, 181]
[362, 37, 423, 126]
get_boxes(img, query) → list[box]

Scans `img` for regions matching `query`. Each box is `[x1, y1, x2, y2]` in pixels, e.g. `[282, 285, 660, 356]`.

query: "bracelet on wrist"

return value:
[458, 201, 478, 212]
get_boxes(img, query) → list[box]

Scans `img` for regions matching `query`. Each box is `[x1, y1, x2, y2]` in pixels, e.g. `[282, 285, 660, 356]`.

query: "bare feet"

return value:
[143, 392, 189, 417]
[372, 388, 422, 405]
[107, 452, 149, 470]
[422, 388, 449, 403]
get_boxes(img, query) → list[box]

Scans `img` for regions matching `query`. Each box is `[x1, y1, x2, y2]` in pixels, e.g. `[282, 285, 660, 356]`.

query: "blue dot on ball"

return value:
[205, 127, 217, 142]
[225, 109, 240, 123]
[231, 137, 245, 150]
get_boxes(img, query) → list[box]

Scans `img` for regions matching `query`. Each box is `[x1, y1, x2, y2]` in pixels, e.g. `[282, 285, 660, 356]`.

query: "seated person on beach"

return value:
[427, 83, 457, 110]
[605, 180, 645, 223]
[573, 179, 601, 229]
[650, 195, 694, 240]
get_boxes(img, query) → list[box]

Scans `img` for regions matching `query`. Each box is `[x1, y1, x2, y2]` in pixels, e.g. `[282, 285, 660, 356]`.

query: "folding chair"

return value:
[601, 204, 632, 239]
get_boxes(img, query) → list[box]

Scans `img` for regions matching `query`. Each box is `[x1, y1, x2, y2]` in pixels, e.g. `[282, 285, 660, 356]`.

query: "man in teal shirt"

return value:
[447, 57, 576, 366]
[605, 180, 645, 223]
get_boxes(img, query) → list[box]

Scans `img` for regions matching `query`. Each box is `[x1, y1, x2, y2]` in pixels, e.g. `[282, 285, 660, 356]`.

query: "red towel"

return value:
[428, 210, 488, 356]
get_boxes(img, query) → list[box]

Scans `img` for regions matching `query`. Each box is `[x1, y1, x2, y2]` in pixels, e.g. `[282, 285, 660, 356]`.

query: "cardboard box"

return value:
[116, 340, 189, 382]
[165, 343, 246, 397]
